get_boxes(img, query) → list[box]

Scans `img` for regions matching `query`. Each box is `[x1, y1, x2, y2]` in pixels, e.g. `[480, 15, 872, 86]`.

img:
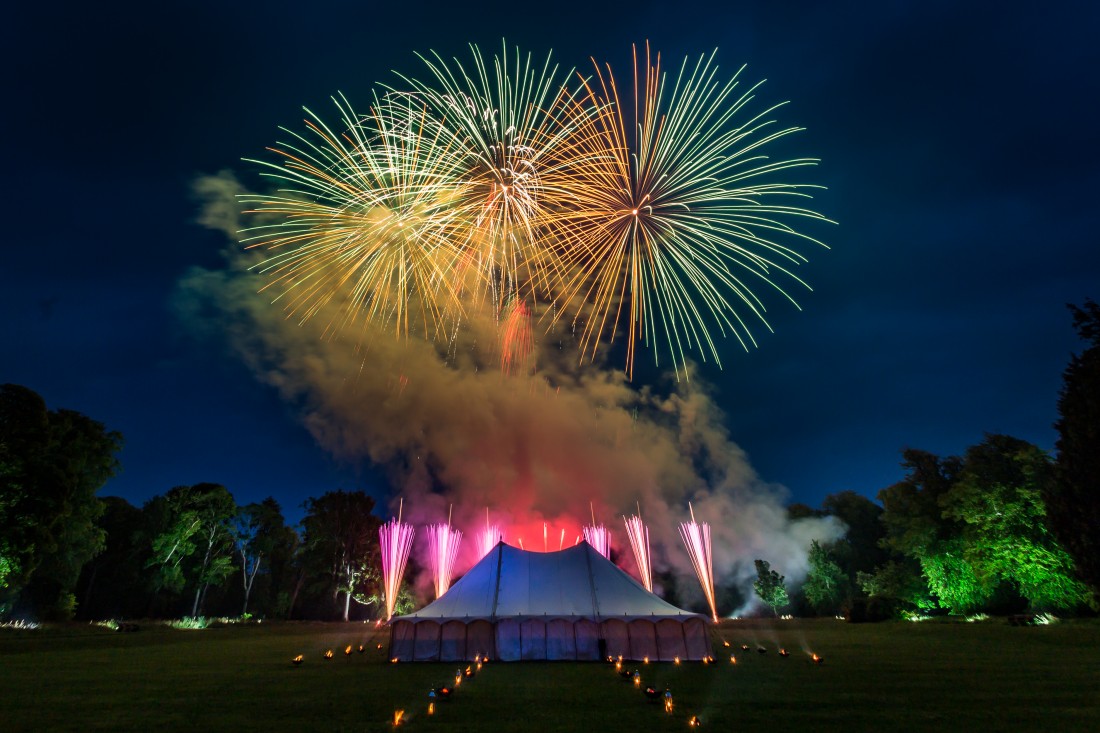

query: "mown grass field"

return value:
[1, 618, 1098, 732]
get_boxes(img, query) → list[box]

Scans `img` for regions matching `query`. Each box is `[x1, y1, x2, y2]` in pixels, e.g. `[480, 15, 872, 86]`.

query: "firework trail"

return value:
[582, 524, 611, 559]
[679, 503, 718, 622]
[379, 500, 415, 621]
[426, 508, 462, 598]
[623, 513, 653, 592]
[476, 508, 503, 560]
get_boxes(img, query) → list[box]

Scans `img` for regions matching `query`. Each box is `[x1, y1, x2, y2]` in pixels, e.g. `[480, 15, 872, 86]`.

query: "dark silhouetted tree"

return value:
[299, 490, 382, 621]
[1051, 299, 1100, 604]
[233, 498, 293, 615]
[0, 385, 122, 619]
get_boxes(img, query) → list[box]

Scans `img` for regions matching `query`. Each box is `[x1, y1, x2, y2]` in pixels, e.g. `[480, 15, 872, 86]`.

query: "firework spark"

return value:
[244, 42, 829, 378]
[477, 508, 503, 560]
[551, 42, 831, 378]
[379, 500, 416, 621]
[426, 509, 462, 598]
[623, 513, 654, 592]
[679, 503, 718, 622]
[582, 524, 611, 559]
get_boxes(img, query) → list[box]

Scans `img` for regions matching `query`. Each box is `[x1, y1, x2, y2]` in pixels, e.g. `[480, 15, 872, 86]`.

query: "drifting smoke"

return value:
[179, 172, 842, 614]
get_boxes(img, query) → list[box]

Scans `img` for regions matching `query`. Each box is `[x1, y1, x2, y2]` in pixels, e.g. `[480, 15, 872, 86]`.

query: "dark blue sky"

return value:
[4, 1, 1098, 522]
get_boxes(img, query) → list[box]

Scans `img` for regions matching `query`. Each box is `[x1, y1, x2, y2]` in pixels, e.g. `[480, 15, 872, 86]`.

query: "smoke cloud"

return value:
[180, 173, 841, 613]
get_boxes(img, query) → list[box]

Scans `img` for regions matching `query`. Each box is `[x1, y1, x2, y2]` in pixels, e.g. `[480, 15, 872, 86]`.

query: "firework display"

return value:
[477, 509, 503, 560]
[244, 41, 827, 377]
[623, 513, 654, 592]
[427, 520, 462, 599]
[582, 524, 611, 559]
[379, 501, 416, 621]
[679, 504, 718, 622]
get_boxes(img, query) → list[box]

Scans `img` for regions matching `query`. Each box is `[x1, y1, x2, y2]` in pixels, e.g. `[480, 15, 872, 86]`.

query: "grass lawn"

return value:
[1, 617, 1098, 732]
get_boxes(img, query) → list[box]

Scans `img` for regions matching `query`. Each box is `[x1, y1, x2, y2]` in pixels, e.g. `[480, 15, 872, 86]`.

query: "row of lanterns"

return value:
[291, 642, 387, 666]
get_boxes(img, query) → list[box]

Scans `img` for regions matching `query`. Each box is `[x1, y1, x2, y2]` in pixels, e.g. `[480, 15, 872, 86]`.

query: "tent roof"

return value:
[393, 540, 705, 624]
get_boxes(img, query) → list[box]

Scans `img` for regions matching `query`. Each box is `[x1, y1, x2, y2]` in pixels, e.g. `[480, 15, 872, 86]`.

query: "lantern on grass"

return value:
[376, 643, 383, 650]
[740, 644, 750, 651]
[811, 653, 824, 665]
[393, 710, 405, 727]
[323, 649, 334, 660]
[688, 714, 701, 727]
[455, 670, 463, 687]
[428, 689, 437, 716]
[729, 655, 736, 664]
[390, 657, 400, 664]
[674, 657, 681, 665]
[464, 665, 475, 678]
[643, 656, 649, 664]
[779, 648, 790, 658]
[723, 641, 731, 648]
[358, 645, 365, 654]
[633, 670, 641, 687]
[345, 645, 353, 656]
[292, 655, 304, 666]
[664, 689, 674, 714]
[619, 666, 632, 680]
[436, 685, 453, 700]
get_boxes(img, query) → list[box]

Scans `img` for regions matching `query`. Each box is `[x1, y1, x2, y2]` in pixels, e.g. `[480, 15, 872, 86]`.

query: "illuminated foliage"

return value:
[803, 540, 848, 614]
[752, 558, 789, 616]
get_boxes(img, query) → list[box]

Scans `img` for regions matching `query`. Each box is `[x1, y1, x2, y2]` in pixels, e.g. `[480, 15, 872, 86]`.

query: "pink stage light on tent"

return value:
[427, 509, 462, 599]
[623, 514, 653, 592]
[679, 503, 718, 622]
[379, 499, 415, 622]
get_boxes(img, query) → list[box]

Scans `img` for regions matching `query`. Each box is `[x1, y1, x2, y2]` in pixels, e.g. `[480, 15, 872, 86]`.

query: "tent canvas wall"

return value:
[389, 541, 710, 662]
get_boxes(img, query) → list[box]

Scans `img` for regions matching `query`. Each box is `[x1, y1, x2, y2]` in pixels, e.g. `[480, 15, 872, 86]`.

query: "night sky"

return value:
[5, 1, 1098, 524]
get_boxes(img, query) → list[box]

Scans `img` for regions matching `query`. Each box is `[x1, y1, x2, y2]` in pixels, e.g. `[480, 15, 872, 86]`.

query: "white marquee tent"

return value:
[388, 541, 710, 661]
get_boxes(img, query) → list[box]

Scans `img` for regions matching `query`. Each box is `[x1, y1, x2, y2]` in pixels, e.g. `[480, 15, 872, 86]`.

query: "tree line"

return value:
[0, 388, 409, 621]
[772, 300, 1100, 619]
[2, 300, 1097, 622]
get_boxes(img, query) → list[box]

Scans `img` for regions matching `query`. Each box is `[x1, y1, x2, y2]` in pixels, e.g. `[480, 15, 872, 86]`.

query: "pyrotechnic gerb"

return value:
[243, 41, 830, 378]
[623, 514, 653, 592]
[679, 504, 718, 622]
[379, 502, 415, 621]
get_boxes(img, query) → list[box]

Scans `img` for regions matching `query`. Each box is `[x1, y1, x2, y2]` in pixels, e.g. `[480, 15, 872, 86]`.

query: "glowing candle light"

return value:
[380, 499, 415, 621]
[323, 649, 334, 659]
[292, 654, 304, 666]
[679, 503, 718, 623]
[393, 709, 405, 726]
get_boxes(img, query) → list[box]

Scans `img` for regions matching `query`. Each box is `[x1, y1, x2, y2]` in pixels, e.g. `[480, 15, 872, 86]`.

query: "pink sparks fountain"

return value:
[623, 512, 653, 592]
[379, 499, 415, 622]
[476, 509, 503, 560]
[427, 507, 462, 599]
[679, 503, 718, 622]
[583, 503, 611, 559]
[582, 525, 610, 559]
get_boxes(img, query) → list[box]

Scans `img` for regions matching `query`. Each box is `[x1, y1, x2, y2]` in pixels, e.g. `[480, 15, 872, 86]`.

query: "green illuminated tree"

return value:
[146, 483, 237, 617]
[753, 559, 789, 616]
[878, 449, 995, 614]
[1051, 299, 1100, 603]
[803, 540, 848, 614]
[943, 435, 1089, 610]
